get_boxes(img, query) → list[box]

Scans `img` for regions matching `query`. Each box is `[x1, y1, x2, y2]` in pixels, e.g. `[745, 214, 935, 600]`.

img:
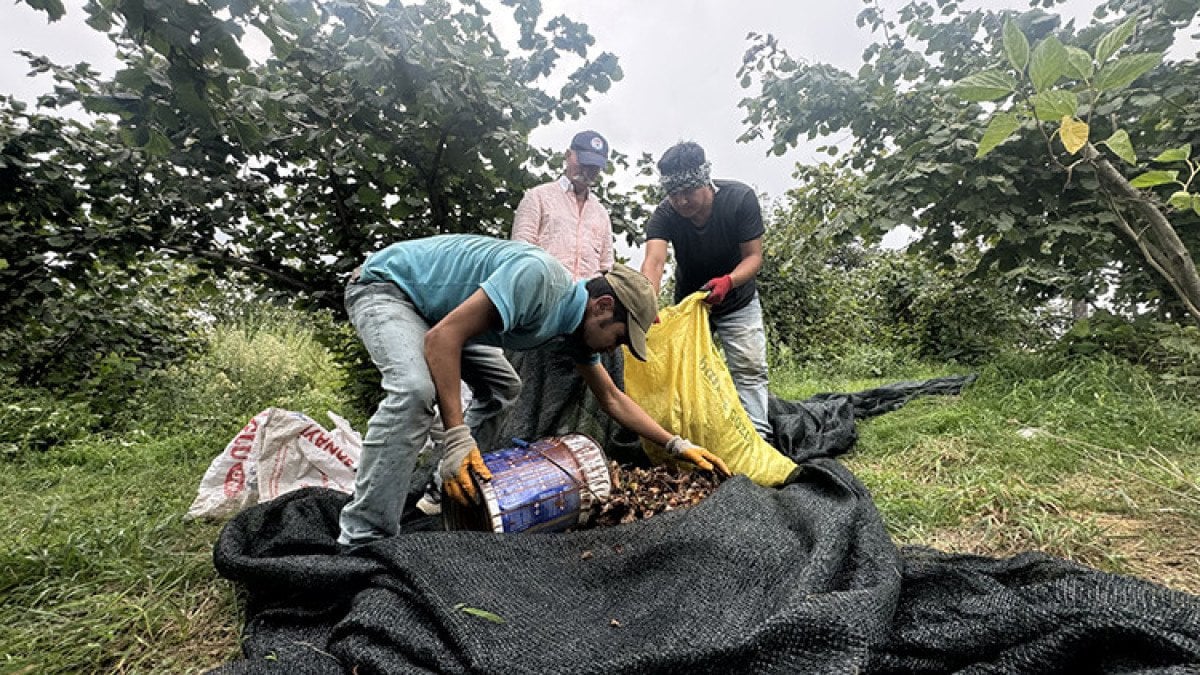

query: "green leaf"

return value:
[1152, 144, 1191, 163]
[1094, 16, 1137, 64]
[355, 185, 381, 207]
[1064, 46, 1094, 79]
[1168, 191, 1192, 209]
[976, 112, 1020, 158]
[217, 37, 250, 69]
[1129, 170, 1179, 188]
[144, 130, 172, 157]
[1095, 53, 1163, 91]
[1031, 90, 1078, 121]
[1194, 194, 1200, 218]
[1060, 117, 1089, 154]
[1100, 129, 1137, 165]
[454, 604, 506, 624]
[22, 0, 66, 21]
[1002, 18, 1030, 72]
[1029, 36, 1069, 92]
[951, 70, 1016, 102]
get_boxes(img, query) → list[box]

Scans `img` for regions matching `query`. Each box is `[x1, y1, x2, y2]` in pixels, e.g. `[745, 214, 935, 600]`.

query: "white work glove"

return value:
[439, 425, 492, 506]
[666, 435, 731, 477]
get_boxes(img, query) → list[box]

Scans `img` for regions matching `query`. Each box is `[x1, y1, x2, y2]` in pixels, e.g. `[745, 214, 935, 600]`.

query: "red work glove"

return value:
[701, 275, 733, 305]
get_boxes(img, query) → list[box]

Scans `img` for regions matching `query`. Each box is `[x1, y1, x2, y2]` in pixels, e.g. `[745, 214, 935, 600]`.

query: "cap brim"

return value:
[626, 322, 649, 362]
[575, 151, 607, 167]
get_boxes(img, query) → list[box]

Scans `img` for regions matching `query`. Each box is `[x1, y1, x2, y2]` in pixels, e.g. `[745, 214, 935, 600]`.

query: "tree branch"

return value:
[166, 244, 316, 294]
[1086, 143, 1200, 323]
[1100, 189, 1200, 321]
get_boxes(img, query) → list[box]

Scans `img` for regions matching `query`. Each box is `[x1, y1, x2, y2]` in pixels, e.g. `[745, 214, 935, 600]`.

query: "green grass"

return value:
[1, 305, 348, 673]
[2, 316, 1198, 672]
[0, 433, 241, 673]
[839, 352, 1200, 591]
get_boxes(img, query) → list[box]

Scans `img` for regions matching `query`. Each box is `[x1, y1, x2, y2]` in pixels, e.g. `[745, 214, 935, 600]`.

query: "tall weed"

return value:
[135, 304, 350, 435]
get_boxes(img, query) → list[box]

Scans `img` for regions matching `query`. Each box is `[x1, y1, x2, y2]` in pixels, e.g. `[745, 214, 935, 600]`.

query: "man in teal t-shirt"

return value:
[340, 234, 728, 547]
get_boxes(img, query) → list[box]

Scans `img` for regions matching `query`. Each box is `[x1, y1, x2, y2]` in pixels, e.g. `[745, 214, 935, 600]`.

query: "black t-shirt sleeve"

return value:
[645, 201, 674, 241]
[735, 189, 765, 242]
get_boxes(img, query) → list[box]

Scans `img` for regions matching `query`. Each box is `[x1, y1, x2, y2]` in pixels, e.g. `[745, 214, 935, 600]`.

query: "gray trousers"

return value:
[338, 281, 520, 546]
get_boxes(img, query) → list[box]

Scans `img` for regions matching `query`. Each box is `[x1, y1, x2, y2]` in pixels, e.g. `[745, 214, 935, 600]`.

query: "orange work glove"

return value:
[666, 435, 732, 478]
[440, 424, 492, 506]
[701, 275, 733, 305]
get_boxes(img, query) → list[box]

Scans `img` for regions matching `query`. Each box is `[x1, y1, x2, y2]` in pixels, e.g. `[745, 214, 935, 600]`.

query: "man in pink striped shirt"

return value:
[494, 131, 640, 462]
[511, 130, 614, 281]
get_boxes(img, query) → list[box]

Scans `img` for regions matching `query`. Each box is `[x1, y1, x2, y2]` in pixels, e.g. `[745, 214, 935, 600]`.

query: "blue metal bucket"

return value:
[443, 433, 611, 534]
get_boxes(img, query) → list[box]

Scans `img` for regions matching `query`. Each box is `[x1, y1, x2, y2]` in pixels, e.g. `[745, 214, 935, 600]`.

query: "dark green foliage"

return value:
[1056, 310, 1200, 392]
[327, 324, 384, 428]
[4, 0, 633, 429]
[738, 1, 1200, 321]
[761, 243, 1043, 367]
[0, 259, 205, 439]
[759, 178, 1046, 370]
[871, 253, 1048, 363]
[5, 0, 630, 321]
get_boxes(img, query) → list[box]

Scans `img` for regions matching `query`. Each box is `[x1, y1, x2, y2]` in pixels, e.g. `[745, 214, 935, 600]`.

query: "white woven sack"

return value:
[257, 409, 361, 503]
[185, 408, 271, 520]
[186, 408, 362, 519]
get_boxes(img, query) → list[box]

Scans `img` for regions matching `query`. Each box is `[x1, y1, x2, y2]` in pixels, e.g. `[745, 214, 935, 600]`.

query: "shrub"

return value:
[0, 259, 205, 431]
[759, 229, 1044, 371]
[1055, 311, 1200, 394]
[134, 302, 350, 435]
[0, 377, 101, 456]
[866, 254, 1048, 364]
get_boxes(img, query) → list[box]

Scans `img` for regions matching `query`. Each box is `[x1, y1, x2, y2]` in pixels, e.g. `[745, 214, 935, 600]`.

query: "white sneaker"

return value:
[416, 483, 442, 516]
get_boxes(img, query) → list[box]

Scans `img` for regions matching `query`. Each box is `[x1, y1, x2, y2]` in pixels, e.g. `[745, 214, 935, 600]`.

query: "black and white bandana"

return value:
[660, 161, 712, 195]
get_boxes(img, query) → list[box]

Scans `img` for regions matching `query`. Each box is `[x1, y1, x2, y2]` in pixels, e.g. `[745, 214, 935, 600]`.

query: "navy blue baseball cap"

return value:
[571, 130, 609, 168]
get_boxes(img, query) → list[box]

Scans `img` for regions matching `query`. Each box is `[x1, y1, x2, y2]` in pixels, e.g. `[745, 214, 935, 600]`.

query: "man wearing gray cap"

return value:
[339, 234, 729, 547]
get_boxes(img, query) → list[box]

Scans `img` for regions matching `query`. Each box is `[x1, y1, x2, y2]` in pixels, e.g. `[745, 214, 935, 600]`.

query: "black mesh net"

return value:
[208, 376, 1200, 673]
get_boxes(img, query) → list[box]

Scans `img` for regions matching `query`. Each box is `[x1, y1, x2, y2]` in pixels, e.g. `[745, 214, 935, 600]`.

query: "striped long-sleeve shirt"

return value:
[511, 177, 615, 282]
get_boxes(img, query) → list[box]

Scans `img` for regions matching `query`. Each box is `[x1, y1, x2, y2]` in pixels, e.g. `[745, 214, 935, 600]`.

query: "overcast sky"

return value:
[2, 1, 1194, 225]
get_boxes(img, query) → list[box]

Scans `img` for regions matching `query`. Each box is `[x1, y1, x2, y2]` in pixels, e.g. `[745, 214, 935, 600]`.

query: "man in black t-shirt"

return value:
[640, 141, 772, 441]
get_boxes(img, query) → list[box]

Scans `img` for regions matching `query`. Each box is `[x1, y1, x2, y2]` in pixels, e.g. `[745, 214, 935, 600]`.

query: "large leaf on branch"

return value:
[1003, 18, 1030, 72]
[1169, 191, 1193, 210]
[1129, 170, 1179, 188]
[1095, 53, 1163, 91]
[1032, 90, 1078, 121]
[1094, 16, 1137, 64]
[1153, 144, 1192, 163]
[977, 112, 1020, 158]
[952, 70, 1015, 101]
[1100, 129, 1137, 165]
[19, 0, 65, 21]
[1029, 36, 1069, 92]
[1059, 116, 1089, 154]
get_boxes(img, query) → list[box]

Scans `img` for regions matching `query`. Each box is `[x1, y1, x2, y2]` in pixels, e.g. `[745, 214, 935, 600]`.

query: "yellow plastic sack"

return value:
[625, 293, 798, 487]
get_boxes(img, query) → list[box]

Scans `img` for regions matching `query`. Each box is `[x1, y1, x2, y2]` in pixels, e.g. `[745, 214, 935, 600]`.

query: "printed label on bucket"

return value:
[473, 434, 610, 534]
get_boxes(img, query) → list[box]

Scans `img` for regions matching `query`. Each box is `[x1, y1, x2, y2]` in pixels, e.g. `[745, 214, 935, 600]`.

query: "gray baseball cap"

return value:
[604, 264, 657, 361]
